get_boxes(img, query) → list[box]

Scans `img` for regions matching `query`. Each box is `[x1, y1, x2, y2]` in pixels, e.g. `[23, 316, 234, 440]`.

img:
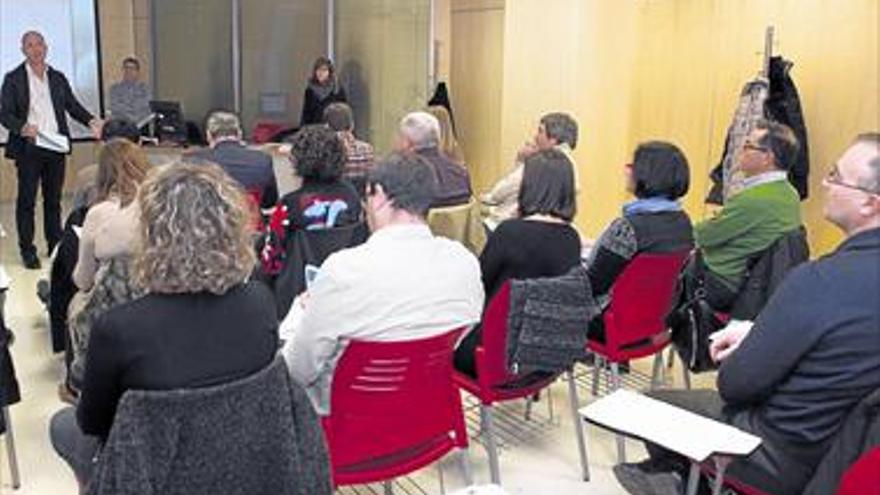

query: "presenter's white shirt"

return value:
[281, 223, 484, 414]
[26, 63, 59, 135]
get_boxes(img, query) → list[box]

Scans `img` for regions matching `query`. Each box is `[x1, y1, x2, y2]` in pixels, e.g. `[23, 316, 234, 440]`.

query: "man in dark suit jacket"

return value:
[0, 31, 101, 269]
[189, 111, 278, 209]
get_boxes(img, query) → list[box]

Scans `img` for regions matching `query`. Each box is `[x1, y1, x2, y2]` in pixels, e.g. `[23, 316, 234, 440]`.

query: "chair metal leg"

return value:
[682, 358, 692, 390]
[383, 480, 394, 495]
[459, 448, 474, 487]
[711, 456, 732, 495]
[547, 384, 555, 422]
[480, 404, 501, 484]
[524, 396, 533, 421]
[437, 461, 445, 494]
[667, 346, 676, 369]
[591, 356, 601, 396]
[650, 352, 664, 390]
[566, 372, 590, 481]
[3, 407, 21, 490]
[610, 363, 626, 462]
[685, 462, 701, 495]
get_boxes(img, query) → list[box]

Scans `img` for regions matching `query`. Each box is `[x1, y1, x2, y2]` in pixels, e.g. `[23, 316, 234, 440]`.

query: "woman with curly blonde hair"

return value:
[51, 162, 278, 489]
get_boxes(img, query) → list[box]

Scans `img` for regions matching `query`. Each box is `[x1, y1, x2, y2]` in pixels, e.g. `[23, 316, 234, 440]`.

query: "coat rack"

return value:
[761, 26, 775, 78]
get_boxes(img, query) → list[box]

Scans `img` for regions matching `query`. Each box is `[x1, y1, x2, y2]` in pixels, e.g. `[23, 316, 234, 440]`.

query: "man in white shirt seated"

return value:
[282, 152, 485, 415]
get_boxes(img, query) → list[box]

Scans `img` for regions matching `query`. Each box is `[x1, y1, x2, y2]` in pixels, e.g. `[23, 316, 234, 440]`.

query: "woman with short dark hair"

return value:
[454, 149, 582, 377]
[585, 141, 694, 341]
[300, 56, 347, 126]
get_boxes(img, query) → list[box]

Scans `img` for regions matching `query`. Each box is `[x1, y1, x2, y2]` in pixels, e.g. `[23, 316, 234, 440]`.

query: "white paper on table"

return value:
[580, 389, 762, 462]
[36, 130, 70, 153]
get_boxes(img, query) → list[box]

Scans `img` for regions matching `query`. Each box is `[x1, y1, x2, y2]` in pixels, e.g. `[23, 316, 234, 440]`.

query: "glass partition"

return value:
[239, 0, 327, 134]
[334, 0, 431, 154]
[152, 0, 234, 132]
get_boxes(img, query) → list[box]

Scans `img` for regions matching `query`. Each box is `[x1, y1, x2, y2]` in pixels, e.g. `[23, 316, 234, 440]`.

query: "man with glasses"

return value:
[108, 57, 151, 127]
[616, 133, 880, 495]
[691, 119, 802, 310]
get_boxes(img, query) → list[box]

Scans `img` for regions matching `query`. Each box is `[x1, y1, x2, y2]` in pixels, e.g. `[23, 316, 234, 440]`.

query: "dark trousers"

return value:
[15, 145, 66, 258]
[644, 389, 827, 495]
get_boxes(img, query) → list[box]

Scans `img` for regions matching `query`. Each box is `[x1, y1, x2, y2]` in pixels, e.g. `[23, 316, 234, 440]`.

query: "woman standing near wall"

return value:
[300, 56, 347, 126]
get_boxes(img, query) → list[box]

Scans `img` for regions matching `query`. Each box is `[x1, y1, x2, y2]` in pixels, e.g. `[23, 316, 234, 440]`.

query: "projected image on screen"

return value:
[0, 0, 102, 144]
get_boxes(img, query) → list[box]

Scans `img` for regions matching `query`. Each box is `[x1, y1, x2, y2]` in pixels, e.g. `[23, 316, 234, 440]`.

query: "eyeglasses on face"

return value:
[825, 164, 880, 195]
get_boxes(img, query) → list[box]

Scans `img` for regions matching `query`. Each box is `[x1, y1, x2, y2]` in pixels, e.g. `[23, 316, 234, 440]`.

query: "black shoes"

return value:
[22, 252, 41, 270]
[613, 461, 684, 495]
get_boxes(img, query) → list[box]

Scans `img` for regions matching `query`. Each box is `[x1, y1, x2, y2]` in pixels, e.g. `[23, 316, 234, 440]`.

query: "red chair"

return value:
[251, 120, 287, 144]
[584, 252, 689, 462]
[454, 282, 589, 483]
[321, 328, 471, 493]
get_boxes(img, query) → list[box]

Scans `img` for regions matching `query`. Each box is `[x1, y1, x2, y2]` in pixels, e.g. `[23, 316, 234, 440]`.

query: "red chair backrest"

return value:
[251, 121, 287, 144]
[475, 282, 517, 388]
[322, 328, 468, 472]
[600, 252, 688, 360]
[245, 188, 265, 230]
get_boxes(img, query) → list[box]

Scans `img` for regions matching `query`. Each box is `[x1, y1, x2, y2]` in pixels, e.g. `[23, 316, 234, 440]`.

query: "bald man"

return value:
[0, 31, 102, 269]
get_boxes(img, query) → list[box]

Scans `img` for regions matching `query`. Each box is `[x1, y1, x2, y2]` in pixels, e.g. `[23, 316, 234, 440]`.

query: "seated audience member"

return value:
[585, 141, 693, 342]
[427, 104, 466, 166]
[65, 139, 151, 394]
[262, 124, 363, 275]
[50, 163, 278, 491]
[72, 139, 148, 291]
[282, 152, 484, 414]
[690, 120, 802, 311]
[614, 133, 880, 495]
[482, 112, 578, 229]
[190, 110, 278, 209]
[454, 148, 581, 377]
[323, 102, 374, 195]
[395, 111, 472, 208]
[45, 118, 142, 359]
[71, 118, 141, 211]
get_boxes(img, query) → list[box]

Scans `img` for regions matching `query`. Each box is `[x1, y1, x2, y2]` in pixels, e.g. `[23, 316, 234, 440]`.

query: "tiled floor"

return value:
[0, 200, 716, 495]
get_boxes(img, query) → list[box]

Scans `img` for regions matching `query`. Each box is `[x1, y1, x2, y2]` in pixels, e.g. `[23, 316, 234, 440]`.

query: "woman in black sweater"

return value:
[584, 141, 694, 342]
[455, 149, 582, 377]
[300, 56, 347, 126]
[49, 163, 278, 491]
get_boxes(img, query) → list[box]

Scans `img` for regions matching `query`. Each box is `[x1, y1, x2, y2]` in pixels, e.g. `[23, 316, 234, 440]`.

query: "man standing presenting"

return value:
[108, 57, 151, 127]
[0, 31, 101, 269]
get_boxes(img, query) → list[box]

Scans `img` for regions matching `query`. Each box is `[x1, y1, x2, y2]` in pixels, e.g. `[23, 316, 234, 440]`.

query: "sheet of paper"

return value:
[36, 130, 70, 153]
[580, 390, 761, 462]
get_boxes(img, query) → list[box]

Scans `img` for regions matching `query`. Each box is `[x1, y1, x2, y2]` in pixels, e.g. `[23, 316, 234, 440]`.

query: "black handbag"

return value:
[668, 253, 725, 373]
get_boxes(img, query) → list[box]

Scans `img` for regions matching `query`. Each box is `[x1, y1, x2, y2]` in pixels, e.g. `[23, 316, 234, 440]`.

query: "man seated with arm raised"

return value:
[481, 112, 579, 230]
[281, 152, 484, 415]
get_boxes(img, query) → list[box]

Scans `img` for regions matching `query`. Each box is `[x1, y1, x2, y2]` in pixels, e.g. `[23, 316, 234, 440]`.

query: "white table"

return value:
[579, 390, 761, 495]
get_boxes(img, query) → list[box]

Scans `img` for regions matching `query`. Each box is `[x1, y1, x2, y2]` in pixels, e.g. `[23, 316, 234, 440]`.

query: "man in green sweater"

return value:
[695, 120, 802, 310]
